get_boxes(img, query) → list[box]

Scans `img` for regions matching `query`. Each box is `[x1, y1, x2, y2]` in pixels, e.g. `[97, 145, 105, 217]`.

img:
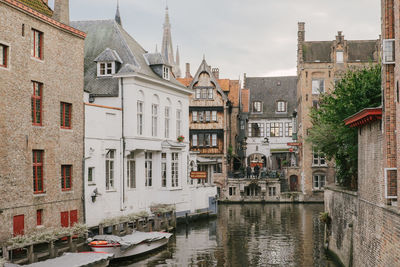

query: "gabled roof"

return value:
[189, 59, 228, 101]
[70, 19, 183, 96]
[17, 0, 53, 17]
[245, 76, 297, 119]
[94, 48, 122, 63]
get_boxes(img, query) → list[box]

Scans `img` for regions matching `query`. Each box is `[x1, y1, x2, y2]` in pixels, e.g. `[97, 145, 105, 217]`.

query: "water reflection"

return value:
[111, 204, 338, 267]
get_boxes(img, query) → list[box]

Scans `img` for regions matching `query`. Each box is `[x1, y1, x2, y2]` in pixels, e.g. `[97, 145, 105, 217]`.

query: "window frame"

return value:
[163, 65, 170, 80]
[161, 153, 167, 187]
[0, 43, 8, 68]
[60, 102, 72, 129]
[145, 152, 153, 187]
[33, 150, 44, 194]
[105, 149, 115, 191]
[36, 209, 43, 226]
[176, 109, 181, 137]
[192, 134, 198, 147]
[312, 150, 327, 166]
[212, 134, 217, 147]
[270, 122, 283, 137]
[211, 111, 217, 122]
[61, 165, 72, 191]
[192, 111, 198, 122]
[383, 39, 395, 64]
[285, 122, 293, 137]
[137, 101, 143, 135]
[313, 174, 326, 190]
[31, 29, 43, 60]
[252, 101, 262, 113]
[88, 167, 94, 184]
[32, 81, 43, 126]
[165, 107, 170, 138]
[152, 104, 158, 137]
[171, 153, 179, 187]
[276, 101, 287, 113]
[127, 152, 136, 189]
[312, 79, 325, 94]
[336, 50, 344, 63]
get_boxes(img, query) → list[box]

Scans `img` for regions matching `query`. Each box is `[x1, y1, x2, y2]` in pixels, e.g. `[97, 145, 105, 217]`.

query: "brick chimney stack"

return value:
[336, 31, 344, 44]
[212, 68, 220, 79]
[185, 63, 192, 78]
[53, 0, 70, 25]
[297, 22, 305, 65]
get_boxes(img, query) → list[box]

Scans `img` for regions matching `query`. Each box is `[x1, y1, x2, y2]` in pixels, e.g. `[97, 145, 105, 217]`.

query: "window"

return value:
[31, 29, 43, 59]
[208, 88, 213, 99]
[145, 152, 152, 187]
[88, 167, 94, 183]
[313, 174, 326, 190]
[313, 150, 326, 166]
[276, 101, 286, 112]
[212, 111, 217, 122]
[163, 66, 170, 80]
[137, 101, 143, 135]
[98, 62, 113, 76]
[252, 101, 262, 113]
[312, 79, 324, 94]
[60, 102, 72, 129]
[212, 134, 217, 147]
[229, 187, 236, 196]
[270, 122, 283, 137]
[192, 134, 198, 146]
[248, 123, 264, 137]
[36, 209, 43, 226]
[198, 134, 204, 147]
[152, 104, 158, 137]
[61, 165, 72, 191]
[336, 51, 344, 63]
[201, 88, 208, 99]
[192, 111, 198, 122]
[383, 39, 395, 64]
[127, 152, 135, 189]
[205, 111, 211, 122]
[31, 81, 42, 125]
[171, 153, 179, 187]
[176, 110, 181, 137]
[285, 122, 293, 137]
[312, 100, 319, 109]
[198, 111, 204, 122]
[269, 187, 276, 196]
[105, 150, 115, 190]
[161, 153, 167, 187]
[204, 134, 210, 146]
[33, 150, 44, 193]
[0, 44, 8, 68]
[61, 210, 78, 228]
[165, 107, 170, 138]
[195, 89, 201, 99]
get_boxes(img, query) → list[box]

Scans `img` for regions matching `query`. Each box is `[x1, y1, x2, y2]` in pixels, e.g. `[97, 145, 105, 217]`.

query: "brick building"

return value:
[296, 22, 380, 201]
[0, 0, 85, 241]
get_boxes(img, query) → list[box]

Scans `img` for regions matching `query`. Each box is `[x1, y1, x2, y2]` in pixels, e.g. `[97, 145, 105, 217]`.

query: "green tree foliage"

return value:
[307, 65, 381, 189]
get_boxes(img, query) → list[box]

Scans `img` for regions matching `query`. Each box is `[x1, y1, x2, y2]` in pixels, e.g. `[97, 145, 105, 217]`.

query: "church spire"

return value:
[161, 4, 181, 77]
[115, 0, 122, 26]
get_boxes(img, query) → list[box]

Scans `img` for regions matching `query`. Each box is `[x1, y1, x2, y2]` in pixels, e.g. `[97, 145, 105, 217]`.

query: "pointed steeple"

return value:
[115, 0, 122, 26]
[161, 4, 181, 77]
[175, 46, 181, 77]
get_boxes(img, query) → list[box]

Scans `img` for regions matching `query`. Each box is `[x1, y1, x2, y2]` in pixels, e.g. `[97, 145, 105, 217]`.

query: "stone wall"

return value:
[325, 187, 400, 267]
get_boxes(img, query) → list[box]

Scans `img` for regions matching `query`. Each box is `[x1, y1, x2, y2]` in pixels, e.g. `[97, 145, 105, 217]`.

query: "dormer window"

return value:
[98, 62, 114, 76]
[276, 101, 287, 113]
[94, 48, 122, 77]
[252, 101, 262, 113]
[163, 66, 170, 80]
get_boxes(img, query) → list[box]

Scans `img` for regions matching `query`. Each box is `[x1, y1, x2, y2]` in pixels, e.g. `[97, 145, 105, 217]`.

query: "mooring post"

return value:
[99, 224, 104, 235]
[2, 246, 9, 261]
[49, 241, 56, 258]
[27, 245, 34, 263]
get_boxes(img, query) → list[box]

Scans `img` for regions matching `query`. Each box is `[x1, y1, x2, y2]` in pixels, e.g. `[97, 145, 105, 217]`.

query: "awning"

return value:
[270, 148, 290, 153]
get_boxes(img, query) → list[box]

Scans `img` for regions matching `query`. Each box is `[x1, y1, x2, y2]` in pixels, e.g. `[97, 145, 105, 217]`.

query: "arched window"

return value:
[152, 95, 160, 137]
[165, 98, 171, 138]
[137, 90, 144, 135]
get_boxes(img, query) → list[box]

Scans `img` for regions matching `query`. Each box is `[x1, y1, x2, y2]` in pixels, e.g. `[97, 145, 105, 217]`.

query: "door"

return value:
[290, 175, 298, 191]
[13, 215, 24, 236]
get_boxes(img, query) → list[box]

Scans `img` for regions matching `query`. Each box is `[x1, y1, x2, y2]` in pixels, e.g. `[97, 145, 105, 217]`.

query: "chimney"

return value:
[297, 22, 305, 65]
[53, 0, 70, 25]
[336, 31, 344, 44]
[185, 63, 192, 78]
[243, 73, 247, 88]
[212, 68, 220, 79]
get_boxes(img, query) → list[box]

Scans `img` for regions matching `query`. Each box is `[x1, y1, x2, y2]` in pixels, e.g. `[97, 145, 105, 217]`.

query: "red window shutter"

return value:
[60, 211, 69, 228]
[69, 210, 78, 226]
[36, 209, 43, 226]
[13, 215, 24, 236]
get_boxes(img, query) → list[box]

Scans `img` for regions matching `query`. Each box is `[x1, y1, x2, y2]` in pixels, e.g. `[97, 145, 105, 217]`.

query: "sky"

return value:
[55, 0, 380, 79]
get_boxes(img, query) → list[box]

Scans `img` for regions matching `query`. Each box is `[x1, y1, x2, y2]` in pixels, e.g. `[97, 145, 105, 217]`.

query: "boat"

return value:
[4, 252, 114, 267]
[88, 231, 172, 259]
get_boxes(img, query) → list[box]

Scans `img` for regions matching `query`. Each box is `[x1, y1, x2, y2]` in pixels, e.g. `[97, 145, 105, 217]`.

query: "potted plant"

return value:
[177, 135, 185, 142]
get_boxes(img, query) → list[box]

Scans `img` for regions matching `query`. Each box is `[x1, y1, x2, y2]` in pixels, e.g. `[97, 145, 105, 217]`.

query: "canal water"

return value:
[111, 204, 339, 267]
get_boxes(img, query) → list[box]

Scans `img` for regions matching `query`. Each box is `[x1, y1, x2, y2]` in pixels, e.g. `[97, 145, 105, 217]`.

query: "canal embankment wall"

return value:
[325, 186, 400, 267]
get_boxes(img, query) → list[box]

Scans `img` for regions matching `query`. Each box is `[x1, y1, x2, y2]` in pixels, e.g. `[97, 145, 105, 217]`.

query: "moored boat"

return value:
[88, 231, 172, 259]
[4, 252, 113, 267]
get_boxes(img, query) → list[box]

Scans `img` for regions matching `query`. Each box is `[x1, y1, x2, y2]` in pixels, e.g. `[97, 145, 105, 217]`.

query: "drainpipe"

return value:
[82, 102, 86, 223]
[121, 78, 126, 211]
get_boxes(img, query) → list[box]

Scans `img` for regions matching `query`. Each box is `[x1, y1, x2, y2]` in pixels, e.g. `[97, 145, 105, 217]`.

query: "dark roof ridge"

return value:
[246, 75, 297, 79]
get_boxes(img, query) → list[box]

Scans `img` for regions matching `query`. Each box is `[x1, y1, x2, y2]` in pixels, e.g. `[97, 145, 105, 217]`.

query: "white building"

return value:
[72, 10, 216, 227]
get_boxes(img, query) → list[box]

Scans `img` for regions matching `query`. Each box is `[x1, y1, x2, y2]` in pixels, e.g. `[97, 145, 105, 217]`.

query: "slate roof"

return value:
[17, 0, 53, 17]
[302, 40, 379, 63]
[144, 53, 169, 66]
[245, 76, 297, 119]
[94, 48, 122, 63]
[70, 19, 183, 96]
